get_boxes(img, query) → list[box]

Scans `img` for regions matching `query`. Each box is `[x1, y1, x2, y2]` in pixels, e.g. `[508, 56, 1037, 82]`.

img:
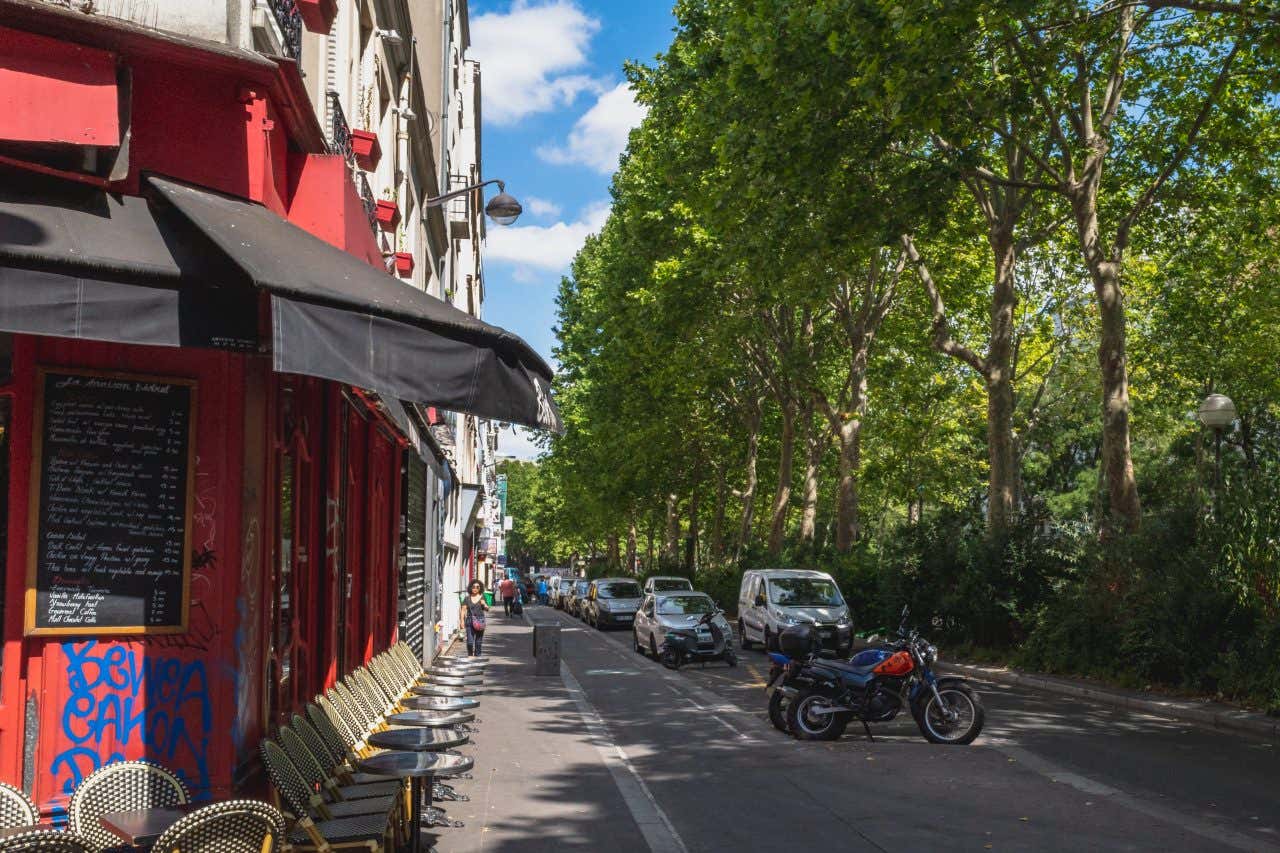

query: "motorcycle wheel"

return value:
[786, 689, 850, 741]
[661, 648, 681, 670]
[917, 683, 985, 745]
[724, 650, 738, 667]
[767, 691, 790, 733]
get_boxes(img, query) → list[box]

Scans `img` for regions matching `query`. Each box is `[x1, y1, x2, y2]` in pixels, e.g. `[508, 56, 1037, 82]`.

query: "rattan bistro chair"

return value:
[277, 728, 401, 807]
[309, 701, 356, 761]
[291, 716, 393, 787]
[319, 692, 369, 757]
[260, 742, 393, 853]
[0, 829, 93, 853]
[150, 800, 285, 853]
[68, 761, 190, 853]
[0, 782, 39, 830]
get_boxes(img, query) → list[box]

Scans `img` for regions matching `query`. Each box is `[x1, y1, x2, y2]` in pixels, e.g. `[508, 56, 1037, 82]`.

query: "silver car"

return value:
[584, 578, 643, 629]
[632, 591, 734, 659]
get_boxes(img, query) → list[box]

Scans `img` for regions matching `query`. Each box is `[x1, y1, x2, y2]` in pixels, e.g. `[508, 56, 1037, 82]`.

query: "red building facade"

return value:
[0, 1, 554, 816]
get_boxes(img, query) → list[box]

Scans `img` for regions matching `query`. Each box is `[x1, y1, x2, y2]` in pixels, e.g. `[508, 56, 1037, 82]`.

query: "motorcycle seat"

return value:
[820, 659, 881, 677]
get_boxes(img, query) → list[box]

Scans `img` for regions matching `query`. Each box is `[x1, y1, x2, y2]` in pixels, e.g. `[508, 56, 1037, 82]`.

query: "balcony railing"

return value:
[269, 0, 302, 59]
[327, 91, 353, 162]
[357, 173, 377, 234]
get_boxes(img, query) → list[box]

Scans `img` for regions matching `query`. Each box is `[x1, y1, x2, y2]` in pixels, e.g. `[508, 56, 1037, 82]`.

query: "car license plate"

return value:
[616, 614, 633, 622]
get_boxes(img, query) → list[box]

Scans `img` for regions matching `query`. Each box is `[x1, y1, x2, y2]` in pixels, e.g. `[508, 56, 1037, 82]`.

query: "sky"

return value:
[467, 0, 675, 458]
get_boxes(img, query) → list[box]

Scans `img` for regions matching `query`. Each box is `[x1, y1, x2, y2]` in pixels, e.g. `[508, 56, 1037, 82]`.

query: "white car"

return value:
[737, 569, 852, 655]
[643, 576, 693, 595]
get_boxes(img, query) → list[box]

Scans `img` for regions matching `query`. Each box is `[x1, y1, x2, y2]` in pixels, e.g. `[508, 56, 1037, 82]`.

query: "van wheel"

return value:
[739, 621, 753, 650]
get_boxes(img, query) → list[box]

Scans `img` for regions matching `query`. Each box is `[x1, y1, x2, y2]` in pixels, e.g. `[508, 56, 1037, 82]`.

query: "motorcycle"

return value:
[661, 610, 738, 669]
[779, 606, 985, 744]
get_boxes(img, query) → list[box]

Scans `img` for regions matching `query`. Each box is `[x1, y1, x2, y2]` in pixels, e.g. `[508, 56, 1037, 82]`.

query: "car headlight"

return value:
[836, 613, 852, 628]
[773, 610, 797, 625]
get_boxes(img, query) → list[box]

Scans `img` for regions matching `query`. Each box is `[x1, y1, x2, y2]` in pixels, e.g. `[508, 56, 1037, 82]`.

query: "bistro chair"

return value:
[318, 692, 368, 757]
[292, 716, 394, 787]
[150, 800, 285, 853]
[277, 727, 402, 807]
[367, 658, 406, 703]
[333, 683, 379, 738]
[353, 670, 395, 717]
[68, 761, 190, 853]
[260, 742, 393, 853]
[0, 781, 39, 829]
[0, 829, 93, 853]
[308, 701, 356, 762]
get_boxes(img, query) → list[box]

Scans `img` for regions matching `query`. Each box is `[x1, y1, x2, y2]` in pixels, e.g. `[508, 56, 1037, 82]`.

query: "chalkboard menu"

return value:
[25, 368, 196, 636]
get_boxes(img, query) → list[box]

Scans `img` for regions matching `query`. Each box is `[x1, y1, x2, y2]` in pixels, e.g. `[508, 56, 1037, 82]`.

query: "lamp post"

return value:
[424, 179, 522, 226]
[1197, 392, 1236, 514]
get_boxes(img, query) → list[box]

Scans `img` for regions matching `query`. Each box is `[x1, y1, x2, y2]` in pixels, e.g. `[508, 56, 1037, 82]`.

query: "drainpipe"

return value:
[397, 69, 412, 253]
[438, 0, 452, 303]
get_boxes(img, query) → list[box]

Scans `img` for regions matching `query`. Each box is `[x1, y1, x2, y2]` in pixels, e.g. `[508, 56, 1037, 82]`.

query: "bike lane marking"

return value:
[560, 661, 691, 853]
[987, 741, 1280, 852]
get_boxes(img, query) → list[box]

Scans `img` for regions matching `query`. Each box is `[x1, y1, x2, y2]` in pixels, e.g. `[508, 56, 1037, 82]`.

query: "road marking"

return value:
[991, 744, 1280, 852]
[560, 663, 690, 853]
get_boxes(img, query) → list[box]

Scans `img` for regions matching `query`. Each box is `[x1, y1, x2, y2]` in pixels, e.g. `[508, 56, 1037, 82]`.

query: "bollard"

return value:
[533, 624, 560, 676]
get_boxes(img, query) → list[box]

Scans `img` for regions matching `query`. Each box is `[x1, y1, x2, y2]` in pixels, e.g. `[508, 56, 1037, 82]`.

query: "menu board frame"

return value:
[23, 366, 197, 637]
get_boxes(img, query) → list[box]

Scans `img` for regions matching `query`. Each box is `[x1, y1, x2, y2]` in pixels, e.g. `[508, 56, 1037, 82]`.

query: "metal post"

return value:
[1214, 427, 1223, 517]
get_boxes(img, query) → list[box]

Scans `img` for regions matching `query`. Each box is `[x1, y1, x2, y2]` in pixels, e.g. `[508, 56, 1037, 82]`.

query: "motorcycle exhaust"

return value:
[806, 704, 856, 716]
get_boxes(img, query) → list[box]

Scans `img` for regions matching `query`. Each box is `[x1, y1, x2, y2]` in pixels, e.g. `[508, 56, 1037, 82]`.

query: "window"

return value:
[768, 578, 843, 607]
[597, 582, 641, 600]
[657, 595, 714, 616]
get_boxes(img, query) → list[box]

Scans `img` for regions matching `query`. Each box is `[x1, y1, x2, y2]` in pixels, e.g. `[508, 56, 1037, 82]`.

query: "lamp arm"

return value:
[424, 179, 505, 207]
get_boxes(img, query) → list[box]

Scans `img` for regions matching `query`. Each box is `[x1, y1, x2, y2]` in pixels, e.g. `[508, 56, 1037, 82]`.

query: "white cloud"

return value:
[486, 201, 611, 271]
[498, 427, 546, 460]
[537, 83, 647, 174]
[470, 0, 605, 126]
[523, 195, 562, 219]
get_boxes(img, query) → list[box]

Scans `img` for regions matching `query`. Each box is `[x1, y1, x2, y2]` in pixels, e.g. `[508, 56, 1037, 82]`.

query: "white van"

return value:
[737, 569, 852, 655]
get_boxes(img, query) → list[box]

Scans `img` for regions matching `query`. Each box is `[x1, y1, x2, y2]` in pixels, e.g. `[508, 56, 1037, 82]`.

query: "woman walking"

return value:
[461, 580, 490, 656]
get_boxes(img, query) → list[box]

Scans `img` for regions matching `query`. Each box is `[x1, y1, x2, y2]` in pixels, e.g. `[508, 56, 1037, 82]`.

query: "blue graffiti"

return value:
[51, 642, 212, 798]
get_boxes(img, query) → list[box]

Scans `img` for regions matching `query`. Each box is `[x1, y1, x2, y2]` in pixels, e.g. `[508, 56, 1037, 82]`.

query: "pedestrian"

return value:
[461, 580, 489, 657]
[537, 576, 549, 606]
[498, 575, 516, 616]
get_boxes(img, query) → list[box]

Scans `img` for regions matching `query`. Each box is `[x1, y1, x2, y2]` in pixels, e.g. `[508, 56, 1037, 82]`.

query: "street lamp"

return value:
[424, 179, 522, 226]
[1197, 392, 1236, 512]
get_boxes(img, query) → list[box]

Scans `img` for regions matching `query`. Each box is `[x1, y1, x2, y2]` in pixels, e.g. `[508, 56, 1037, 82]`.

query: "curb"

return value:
[938, 659, 1280, 741]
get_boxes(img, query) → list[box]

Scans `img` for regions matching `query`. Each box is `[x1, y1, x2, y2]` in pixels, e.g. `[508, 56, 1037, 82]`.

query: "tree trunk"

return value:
[986, 229, 1018, 532]
[834, 418, 862, 551]
[736, 397, 763, 557]
[686, 483, 700, 574]
[606, 533, 620, 569]
[626, 519, 637, 574]
[799, 400, 823, 544]
[646, 523, 655, 573]
[663, 493, 680, 563]
[710, 463, 728, 558]
[767, 399, 796, 556]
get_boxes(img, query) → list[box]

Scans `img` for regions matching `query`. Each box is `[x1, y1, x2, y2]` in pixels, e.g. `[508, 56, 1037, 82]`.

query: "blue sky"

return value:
[467, 0, 675, 457]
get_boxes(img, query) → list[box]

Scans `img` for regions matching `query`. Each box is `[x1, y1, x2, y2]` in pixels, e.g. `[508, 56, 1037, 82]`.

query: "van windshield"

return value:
[768, 578, 843, 607]
[575, 581, 590, 595]
[651, 579, 692, 592]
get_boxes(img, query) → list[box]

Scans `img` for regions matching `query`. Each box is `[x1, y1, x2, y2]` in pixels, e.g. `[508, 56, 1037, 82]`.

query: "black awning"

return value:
[146, 176, 561, 434]
[0, 168, 561, 433]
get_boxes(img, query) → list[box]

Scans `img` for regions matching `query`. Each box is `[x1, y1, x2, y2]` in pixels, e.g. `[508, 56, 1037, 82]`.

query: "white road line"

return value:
[993, 744, 1280, 852]
[560, 663, 691, 853]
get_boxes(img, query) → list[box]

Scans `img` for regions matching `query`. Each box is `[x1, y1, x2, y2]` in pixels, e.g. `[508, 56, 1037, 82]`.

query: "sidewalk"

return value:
[430, 607, 651, 853]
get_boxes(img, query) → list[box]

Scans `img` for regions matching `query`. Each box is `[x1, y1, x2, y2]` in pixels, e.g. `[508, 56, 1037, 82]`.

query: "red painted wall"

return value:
[0, 336, 250, 814]
[0, 28, 120, 146]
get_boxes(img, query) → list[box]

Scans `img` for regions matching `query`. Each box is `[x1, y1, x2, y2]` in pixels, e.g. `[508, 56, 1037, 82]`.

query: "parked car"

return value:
[584, 578, 643, 629]
[566, 578, 591, 617]
[550, 575, 574, 609]
[633, 591, 736, 663]
[737, 569, 852, 655]
[643, 576, 694, 595]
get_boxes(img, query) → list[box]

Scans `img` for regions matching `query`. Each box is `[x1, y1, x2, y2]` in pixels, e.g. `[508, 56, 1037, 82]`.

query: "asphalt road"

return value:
[532, 604, 1280, 853]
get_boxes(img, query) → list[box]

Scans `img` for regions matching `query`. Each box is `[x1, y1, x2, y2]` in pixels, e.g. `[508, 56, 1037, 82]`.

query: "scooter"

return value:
[661, 611, 738, 669]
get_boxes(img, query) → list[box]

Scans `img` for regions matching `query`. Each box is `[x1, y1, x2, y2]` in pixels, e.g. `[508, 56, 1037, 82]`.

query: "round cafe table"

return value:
[402, 695, 479, 712]
[411, 684, 482, 698]
[423, 666, 485, 678]
[369, 727, 468, 752]
[387, 710, 476, 728]
[355, 751, 473, 853]
[416, 674, 484, 687]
